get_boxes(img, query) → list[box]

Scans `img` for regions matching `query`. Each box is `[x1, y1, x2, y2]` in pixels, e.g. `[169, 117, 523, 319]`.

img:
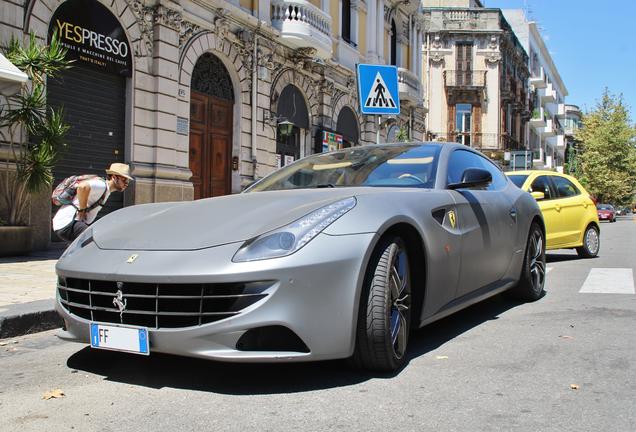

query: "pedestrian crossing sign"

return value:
[357, 64, 400, 115]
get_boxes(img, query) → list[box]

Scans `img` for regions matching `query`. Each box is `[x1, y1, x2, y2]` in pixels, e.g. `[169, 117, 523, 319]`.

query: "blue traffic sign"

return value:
[357, 64, 400, 115]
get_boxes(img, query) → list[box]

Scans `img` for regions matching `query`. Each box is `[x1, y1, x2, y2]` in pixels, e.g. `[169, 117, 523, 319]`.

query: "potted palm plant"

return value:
[0, 32, 71, 256]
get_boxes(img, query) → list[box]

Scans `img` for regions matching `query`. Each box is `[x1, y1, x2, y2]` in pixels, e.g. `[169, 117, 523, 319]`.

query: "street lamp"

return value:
[277, 119, 294, 138]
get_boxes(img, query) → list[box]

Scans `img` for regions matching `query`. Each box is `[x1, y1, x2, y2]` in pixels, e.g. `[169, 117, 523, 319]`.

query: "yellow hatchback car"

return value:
[506, 171, 600, 258]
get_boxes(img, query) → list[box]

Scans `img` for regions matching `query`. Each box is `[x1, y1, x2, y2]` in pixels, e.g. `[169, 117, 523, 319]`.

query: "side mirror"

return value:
[448, 168, 492, 190]
[531, 191, 545, 201]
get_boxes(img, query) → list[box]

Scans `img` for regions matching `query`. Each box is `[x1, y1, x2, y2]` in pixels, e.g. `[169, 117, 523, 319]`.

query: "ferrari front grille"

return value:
[57, 278, 272, 329]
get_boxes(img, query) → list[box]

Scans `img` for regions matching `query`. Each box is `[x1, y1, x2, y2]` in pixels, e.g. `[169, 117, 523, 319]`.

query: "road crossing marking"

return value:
[579, 268, 635, 294]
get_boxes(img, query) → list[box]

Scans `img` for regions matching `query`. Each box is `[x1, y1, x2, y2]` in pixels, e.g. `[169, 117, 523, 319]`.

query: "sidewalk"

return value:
[0, 247, 64, 339]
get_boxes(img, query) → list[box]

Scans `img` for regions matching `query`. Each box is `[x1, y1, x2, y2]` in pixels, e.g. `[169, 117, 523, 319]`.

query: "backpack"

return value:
[51, 175, 107, 210]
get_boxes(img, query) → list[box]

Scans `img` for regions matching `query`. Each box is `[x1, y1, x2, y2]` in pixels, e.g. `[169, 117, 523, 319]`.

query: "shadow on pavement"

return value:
[0, 248, 65, 264]
[66, 294, 526, 395]
[546, 253, 588, 263]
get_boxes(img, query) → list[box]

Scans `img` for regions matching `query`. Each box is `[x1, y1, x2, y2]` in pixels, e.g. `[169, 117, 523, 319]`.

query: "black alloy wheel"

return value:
[352, 236, 411, 372]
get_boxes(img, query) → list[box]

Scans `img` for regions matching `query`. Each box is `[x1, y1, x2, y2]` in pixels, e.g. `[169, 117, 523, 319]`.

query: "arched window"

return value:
[336, 106, 359, 147]
[191, 53, 234, 101]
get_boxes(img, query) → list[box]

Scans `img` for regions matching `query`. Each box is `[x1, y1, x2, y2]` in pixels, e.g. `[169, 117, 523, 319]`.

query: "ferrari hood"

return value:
[92, 189, 361, 251]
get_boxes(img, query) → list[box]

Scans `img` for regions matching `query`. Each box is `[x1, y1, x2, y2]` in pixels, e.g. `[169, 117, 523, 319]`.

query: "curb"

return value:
[0, 299, 62, 339]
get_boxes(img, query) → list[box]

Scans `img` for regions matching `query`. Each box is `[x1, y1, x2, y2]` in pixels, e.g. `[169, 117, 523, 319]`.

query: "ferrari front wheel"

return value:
[351, 236, 411, 372]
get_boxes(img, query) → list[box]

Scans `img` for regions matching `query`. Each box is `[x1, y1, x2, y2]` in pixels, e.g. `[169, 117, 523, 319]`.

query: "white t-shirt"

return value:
[52, 178, 111, 231]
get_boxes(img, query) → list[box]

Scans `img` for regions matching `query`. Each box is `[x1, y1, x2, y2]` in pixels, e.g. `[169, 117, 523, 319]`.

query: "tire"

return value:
[509, 222, 546, 302]
[576, 224, 600, 258]
[351, 236, 411, 372]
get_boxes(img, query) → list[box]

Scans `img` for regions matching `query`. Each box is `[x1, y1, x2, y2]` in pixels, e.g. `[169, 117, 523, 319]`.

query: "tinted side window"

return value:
[552, 176, 580, 197]
[478, 156, 508, 191]
[530, 176, 554, 200]
[508, 175, 529, 188]
[447, 149, 507, 191]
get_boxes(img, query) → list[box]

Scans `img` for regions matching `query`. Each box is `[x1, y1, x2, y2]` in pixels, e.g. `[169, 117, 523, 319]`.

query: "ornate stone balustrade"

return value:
[271, 0, 333, 59]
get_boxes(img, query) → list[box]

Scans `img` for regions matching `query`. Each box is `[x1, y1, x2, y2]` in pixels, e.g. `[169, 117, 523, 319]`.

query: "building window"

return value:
[390, 19, 397, 66]
[342, 0, 352, 44]
[455, 103, 472, 146]
[455, 43, 473, 85]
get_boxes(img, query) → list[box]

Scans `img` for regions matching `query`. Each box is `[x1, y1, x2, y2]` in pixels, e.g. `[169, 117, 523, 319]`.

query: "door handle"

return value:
[509, 207, 517, 220]
[581, 201, 588, 208]
[555, 204, 561, 212]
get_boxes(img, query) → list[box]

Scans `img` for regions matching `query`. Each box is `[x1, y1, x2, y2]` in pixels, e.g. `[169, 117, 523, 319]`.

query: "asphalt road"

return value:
[1, 215, 635, 432]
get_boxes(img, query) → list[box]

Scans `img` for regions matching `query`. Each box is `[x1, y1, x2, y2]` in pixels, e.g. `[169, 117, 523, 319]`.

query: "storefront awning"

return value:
[0, 53, 28, 96]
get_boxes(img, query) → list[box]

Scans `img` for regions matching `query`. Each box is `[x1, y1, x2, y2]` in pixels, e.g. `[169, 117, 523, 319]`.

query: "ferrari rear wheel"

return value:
[509, 222, 545, 302]
[351, 236, 411, 372]
[576, 224, 600, 258]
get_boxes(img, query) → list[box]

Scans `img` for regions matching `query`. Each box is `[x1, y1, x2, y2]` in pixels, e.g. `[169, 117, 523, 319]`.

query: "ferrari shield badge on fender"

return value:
[126, 254, 139, 264]
[448, 210, 457, 229]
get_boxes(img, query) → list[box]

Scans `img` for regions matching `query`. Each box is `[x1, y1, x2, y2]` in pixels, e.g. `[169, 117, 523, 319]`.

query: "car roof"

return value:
[506, 170, 557, 175]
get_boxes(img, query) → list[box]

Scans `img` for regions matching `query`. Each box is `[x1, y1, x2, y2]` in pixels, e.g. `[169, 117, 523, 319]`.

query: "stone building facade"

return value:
[0, 0, 426, 250]
[421, 0, 530, 165]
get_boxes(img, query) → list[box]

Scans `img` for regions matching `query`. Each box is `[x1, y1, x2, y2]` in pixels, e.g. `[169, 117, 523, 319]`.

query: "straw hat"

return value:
[105, 163, 133, 180]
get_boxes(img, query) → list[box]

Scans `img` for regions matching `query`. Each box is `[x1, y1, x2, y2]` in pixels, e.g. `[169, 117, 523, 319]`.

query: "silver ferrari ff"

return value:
[55, 143, 546, 372]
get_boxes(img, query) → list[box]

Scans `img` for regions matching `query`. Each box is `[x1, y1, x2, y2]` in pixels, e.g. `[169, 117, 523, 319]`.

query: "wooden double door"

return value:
[189, 91, 233, 199]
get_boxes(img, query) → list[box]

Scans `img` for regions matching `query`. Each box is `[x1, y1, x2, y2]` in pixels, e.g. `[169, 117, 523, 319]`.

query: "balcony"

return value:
[398, 68, 423, 106]
[540, 83, 556, 103]
[271, 0, 333, 59]
[443, 70, 487, 104]
[529, 107, 546, 129]
[543, 118, 555, 137]
[426, 133, 517, 152]
[555, 103, 566, 118]
[529, 66, 546, 89]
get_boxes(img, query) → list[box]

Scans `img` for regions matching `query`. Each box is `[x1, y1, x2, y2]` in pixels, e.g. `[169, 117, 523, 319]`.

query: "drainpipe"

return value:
[251, 30, 259, 179]
[425, 33, 430, 134]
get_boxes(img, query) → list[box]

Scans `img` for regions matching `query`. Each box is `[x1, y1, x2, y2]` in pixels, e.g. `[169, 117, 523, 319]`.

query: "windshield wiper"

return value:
[315, 183, 335, 188]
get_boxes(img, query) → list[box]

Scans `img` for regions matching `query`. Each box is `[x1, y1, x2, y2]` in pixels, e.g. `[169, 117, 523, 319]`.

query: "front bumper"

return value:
[55, 232, 377, 362]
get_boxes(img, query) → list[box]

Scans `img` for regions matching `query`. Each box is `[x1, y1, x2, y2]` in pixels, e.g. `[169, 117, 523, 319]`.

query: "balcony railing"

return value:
[529, 107, 546, 129]
[426, 132, 523, 151]
[540, 83, 556, 103]
[529, 66, 546, 89]
[444, 70, 487, 87]
[397, 67, 422, 105]
[543, 118, 555, 136]
[271, 0, 333, 59]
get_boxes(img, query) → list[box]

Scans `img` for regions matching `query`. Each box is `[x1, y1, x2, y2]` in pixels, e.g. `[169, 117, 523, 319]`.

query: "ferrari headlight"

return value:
[60, 227, 94, 259]
[232, 197, 356, 262]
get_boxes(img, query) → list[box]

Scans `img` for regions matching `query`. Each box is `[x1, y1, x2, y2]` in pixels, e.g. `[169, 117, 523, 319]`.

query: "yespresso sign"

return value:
[49, 0, 132, 77]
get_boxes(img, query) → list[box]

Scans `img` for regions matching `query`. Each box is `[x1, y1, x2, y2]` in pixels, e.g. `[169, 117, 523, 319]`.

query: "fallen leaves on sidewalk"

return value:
[0, 340, 18, 346]
[435, 355, 449, 360]
[42, 389, 65, 400]
[559, 335, 574, 340]
[570, 384, 579, 390]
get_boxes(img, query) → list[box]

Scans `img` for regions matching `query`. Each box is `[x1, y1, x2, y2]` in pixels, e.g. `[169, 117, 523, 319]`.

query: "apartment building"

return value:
[563, 104, 583, 172]
[421, 0, 530, 167]
[503, 9, 568, 171]
[0, 0, 425, 249]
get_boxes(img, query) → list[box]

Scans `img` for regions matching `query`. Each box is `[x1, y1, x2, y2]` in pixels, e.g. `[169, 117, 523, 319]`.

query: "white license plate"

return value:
[90, 323, 149, 355]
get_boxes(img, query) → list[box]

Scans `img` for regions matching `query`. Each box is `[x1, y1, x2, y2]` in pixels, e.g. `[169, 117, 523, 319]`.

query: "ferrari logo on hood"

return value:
[448, 210, 457, 229]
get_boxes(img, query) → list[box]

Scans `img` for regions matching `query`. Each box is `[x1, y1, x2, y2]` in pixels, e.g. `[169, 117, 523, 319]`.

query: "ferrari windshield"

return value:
[247, 144, 441, 192]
